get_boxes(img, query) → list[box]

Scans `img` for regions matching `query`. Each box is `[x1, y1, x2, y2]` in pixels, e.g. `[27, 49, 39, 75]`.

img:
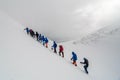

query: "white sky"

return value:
[0, 0, 120, 42]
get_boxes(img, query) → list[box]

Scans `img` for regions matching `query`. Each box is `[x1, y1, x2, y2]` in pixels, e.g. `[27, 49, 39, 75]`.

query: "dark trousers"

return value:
[54, 48, 57, 53]
[59, 51, 64, 57]
[84, 65, 88, 74]
[72, 60, 77, 66]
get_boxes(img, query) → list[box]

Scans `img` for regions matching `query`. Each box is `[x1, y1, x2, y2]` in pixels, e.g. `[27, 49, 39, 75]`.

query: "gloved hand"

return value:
[80, 62, 83, 64]
[51, 47, 53, 50]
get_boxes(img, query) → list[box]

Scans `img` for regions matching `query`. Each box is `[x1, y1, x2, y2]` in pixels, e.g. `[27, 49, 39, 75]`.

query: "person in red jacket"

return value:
[59, 45, 64, 58]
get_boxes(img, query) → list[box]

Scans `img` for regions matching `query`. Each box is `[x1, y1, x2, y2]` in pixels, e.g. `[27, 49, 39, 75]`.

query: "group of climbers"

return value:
[70, 52, 89, 74]
[24, 28, 35, 37]
[24, 27, 65, 58]
[24, 27, 49, 48]
[24, 27, 89, 74]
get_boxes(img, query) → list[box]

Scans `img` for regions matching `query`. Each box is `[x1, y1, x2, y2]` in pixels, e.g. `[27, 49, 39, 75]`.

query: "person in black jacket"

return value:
[80, 58, 89, 74]
[35, 32, 39, 41]
[29, 29, 35, 38]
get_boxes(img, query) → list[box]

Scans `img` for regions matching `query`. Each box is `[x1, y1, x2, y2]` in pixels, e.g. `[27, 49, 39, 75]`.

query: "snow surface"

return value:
[0, 11, 90, 80]
[0, 10, 120, 80]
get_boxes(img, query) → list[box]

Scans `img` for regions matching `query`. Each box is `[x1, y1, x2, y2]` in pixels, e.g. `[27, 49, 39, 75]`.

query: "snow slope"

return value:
[0, 10, 120, 80]
[63, 26, 120, 80]
[0, 11, 90, 80]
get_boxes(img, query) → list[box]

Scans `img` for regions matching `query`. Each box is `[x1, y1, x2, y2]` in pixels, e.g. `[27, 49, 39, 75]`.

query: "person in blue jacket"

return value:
[41, 35, 45, 45]
[71, 51, 77, 66]
[45, 37, 49, 48]
[24, 27, 29, 34]
[52, 41, 57, 53]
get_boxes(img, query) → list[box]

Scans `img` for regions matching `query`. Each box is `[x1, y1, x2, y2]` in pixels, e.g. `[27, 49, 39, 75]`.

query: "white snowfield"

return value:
[0, 10, 120, 80]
